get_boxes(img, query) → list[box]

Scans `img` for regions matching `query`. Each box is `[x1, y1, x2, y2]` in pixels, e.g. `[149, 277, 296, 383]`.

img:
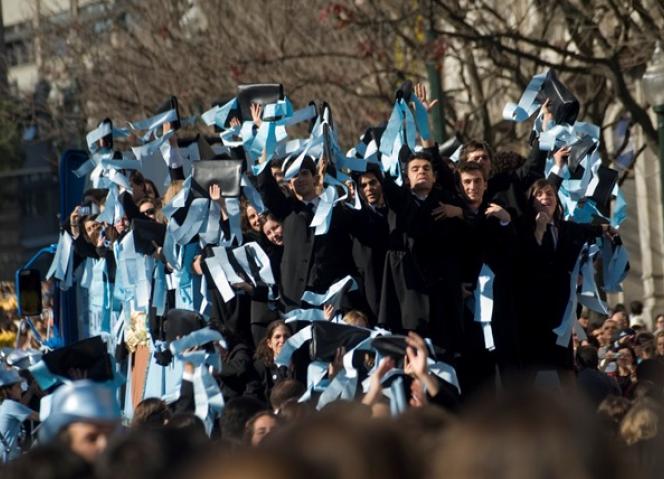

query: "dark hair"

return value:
[458, 140, 493, 165]
[270, 379, 307, 411]
[96, 427, 204, 479]
[629, 300, 644, 315]
[457, 160, 487, 180]
[254, 320, 290, 366]
[634, 332, 656, 357]
[131, 398, 172, 428]
[493, 150, 526, 174]
[219, 396, 266, 443]
[243, 410, 278, 445]
[2, 443, 94, 479]
[526, 178, 563, 223]
[405, 150, 434, 167]
[576, 345, 599, 370]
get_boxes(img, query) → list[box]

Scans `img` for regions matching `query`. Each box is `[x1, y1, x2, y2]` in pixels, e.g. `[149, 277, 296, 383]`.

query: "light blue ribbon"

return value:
[301, 275, 358, 306]
[502, 72, 548, 122]
[473, 264, 495, 351]
[201, 98, 237, 128]
[241, 175, 266, 214]
[46, 231, 74, 290]
[225, 197, 243, 245]
[602, 239, 629, 293]
[553, 245, 584, 347]
[578, 244, 608, 314]
[274, 325, 312, 368]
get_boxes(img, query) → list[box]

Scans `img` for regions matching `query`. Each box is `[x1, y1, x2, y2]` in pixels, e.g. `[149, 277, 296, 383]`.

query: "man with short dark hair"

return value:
[256, 156, 376, 310]
[453, 162, 519, 393]
[379, 151, 466, 354]
[352, 167, 389, 321]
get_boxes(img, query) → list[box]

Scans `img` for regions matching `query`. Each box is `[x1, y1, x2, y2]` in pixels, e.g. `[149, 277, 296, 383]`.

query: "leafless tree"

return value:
[35, 0, 664, 167]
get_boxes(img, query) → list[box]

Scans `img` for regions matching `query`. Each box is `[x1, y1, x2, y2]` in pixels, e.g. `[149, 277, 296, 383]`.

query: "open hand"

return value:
[250, 103, 263, 127]
[414, 83, 439, 113]
[485, 203, 511, 223]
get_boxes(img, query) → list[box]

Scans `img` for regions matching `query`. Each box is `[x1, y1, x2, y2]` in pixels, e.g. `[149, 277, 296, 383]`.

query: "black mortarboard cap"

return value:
[162, 309, 206, 343]
[396, 80, 414, 103]
[237, 84, 284, 122]
[192, 159, 243, 198]
[42, 336, 114, 382]
[132, 218, 166, 255]
[439, 134, 463, 159]
[535, 70, 580, 125]
[590, 165, 619, 216]
[567, 136, 597, 173]
[308, 321, 370, 363]
[372, 335, 445, 362]
[156, 96, 181, 130]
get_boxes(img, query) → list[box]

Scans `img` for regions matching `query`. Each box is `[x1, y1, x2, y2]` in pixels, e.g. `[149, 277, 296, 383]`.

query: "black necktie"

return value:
[543, 224, 556, 252]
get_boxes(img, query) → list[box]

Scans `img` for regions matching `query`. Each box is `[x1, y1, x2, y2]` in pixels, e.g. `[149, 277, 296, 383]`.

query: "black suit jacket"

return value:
[256, 168, 377, 309]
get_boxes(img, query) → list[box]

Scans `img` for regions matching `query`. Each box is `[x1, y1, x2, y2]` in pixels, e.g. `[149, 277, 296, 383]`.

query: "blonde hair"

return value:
[162, 180, 184, 206]
[343, 310, 369, 328]
[619, 398, 660, 446]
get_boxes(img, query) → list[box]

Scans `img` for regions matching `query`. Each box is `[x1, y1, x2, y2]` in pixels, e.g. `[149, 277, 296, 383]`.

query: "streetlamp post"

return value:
[642, 41, 664, 229]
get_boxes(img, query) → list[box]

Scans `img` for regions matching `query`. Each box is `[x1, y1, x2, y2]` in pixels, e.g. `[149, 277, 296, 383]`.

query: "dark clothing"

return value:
[378, 174, 466, 353]
[352, 205, 389, 323]
[487, 141, 548, 217]
[458, 206, 518, 395]
[217, 343, 262, 400]
[515, 217, 603, 370]
[256, 168, 377, 310]
[253, 359, 291, 403]
[576, 368, 621, 406]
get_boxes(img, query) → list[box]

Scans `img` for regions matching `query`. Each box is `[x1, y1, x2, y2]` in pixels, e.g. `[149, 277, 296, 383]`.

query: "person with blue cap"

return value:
[0, 368, 38, 463]
[38, 380, 121, 463]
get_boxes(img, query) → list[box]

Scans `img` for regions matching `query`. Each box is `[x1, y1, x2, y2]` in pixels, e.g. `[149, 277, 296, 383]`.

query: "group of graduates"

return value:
[0, 73, 642, 472]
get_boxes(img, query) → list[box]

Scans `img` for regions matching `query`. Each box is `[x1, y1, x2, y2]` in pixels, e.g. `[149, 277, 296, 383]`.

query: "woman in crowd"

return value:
[515, 178, 616, 375]
[253, 320, 292, 401]
[243, 410, 279, 446]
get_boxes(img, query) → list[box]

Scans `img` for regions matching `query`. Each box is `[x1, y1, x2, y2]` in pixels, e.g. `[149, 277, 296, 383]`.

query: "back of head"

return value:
[187, 446, 311, 479]
[597, 395, 632, 434]
[220, 396, 266, 443]
[270, 379, 306, 411]
[576, 345, 599, 370]
[630, 301, 644, 316]
[165, 413, 208, 447]
[432, 387, 625, 479]
[267, 413, 419, 479]
[619, 397, 661, 446]
[2, 443, 93, 479]
[96, 427, 203, 479]
[131, 397, 172, 429]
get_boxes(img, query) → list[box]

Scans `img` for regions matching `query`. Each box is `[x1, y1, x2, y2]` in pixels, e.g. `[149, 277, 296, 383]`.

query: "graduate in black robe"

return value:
[351, 167, 389, 324]
[255, 156, 377, 312]
[514, 178, 616, 373]
[378, 150, 466, 355]
[452, 162, 518, 396]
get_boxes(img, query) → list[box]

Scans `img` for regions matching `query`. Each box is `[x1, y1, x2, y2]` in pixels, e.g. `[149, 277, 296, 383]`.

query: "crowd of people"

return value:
[0, 76, 663, 477]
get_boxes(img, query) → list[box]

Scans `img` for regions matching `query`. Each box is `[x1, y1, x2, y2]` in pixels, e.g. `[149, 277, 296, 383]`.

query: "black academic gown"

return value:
[351, 204, 389, 324]
[256, 168, 377, 311]
[457, 203, 518, 395]
[486, 141, 548, 217]
[378, 175, 466, 355]
[515, 217, 603, 371]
